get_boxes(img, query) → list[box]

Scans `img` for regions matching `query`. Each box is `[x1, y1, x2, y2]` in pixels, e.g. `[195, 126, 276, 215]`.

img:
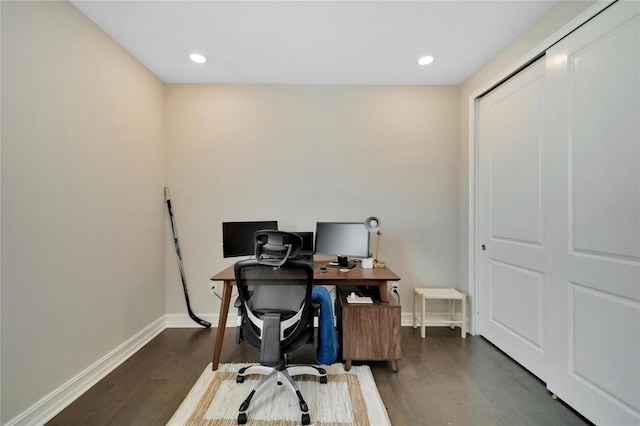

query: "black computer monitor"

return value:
[222, 220, 278, 258]
[291, 231, 314, 254]
[314, 222, 370, 268]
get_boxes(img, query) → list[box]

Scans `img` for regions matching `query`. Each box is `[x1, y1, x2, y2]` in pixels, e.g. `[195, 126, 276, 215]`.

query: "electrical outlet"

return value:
[389, 283, 400, 303]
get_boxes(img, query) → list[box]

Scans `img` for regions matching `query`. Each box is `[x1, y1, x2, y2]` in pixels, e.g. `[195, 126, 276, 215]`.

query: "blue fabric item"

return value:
[311, 286, 339, 365]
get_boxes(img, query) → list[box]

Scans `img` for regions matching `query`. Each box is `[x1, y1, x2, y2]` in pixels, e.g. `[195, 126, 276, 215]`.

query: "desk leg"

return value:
[344, 360, 352, 371]
[378, 281, 389, 303]
[211, 280, 232, 371]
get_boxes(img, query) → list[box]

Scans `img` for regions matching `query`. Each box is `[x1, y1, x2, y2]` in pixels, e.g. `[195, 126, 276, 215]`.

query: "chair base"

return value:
[236, 364, 327, 425]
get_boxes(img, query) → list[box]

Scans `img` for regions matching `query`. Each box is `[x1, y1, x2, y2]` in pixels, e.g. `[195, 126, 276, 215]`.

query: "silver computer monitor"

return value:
[314, 222, 369, 266]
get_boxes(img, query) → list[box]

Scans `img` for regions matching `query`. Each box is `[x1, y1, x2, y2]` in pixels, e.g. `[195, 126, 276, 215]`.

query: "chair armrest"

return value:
[235, 296, 244, 344]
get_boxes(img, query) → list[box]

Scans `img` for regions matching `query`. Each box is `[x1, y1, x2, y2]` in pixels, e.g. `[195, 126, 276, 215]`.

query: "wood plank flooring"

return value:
[47, 327, 590, 425]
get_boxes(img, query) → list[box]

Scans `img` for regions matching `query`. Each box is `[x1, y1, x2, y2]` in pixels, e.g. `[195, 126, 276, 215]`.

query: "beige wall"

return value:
[164, 84, 460, 316]
[1, 1, 165, 422]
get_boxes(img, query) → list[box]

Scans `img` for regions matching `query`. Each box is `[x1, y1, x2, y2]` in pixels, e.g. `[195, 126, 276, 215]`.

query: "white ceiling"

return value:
[70, 1, 557, 86]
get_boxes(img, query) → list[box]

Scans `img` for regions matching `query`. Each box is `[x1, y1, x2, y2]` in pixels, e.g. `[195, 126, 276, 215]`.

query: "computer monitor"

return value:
[314, 222, 370, 268]
[222, 220, 278, 258]
[291, 231, 314, 254]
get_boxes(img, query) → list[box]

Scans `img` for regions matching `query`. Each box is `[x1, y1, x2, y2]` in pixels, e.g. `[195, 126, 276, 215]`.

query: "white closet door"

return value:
[478, 58, 547, 380]
[545, 1, 640, 424]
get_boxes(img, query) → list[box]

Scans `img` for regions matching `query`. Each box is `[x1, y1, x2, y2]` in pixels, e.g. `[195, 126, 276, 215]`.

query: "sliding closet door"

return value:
[544, 1, 640, 424]
[477, 58, 547, 380]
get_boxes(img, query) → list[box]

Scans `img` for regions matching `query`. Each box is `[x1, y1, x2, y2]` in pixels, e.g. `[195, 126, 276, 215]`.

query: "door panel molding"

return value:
[569, 282, 640, 413]
[489, 260, 544, 349]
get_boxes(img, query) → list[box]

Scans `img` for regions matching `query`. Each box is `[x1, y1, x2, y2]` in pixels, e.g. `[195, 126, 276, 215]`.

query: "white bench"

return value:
[413, 288, 466, 338]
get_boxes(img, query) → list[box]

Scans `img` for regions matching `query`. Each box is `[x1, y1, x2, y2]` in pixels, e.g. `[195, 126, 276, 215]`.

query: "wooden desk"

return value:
[209, 260, 401, 370]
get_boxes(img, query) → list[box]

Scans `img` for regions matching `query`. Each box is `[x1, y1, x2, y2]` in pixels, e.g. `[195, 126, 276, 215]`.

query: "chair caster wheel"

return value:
[236, 376, 244, 383]
[238, 413, 247, 424]
[301, 413, 310, 424]
[320, 376, 328, 384]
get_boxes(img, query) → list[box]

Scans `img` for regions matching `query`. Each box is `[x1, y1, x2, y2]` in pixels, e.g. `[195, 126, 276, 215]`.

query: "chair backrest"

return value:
[234, 231, 314, 363]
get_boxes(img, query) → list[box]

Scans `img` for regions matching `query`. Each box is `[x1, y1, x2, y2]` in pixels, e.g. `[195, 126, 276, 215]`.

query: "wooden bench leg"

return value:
[413, 290, 418, 329]
[461, 296, 467, 339]
[420, 294, 426, 338]
[449, 299, 456, 330]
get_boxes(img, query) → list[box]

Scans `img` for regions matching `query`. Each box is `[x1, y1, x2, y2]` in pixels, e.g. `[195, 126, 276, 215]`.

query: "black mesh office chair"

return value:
[234, 230, 327, 425]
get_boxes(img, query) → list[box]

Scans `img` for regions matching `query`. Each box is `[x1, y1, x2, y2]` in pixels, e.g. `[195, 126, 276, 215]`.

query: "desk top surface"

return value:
[210, 260, 400, 282]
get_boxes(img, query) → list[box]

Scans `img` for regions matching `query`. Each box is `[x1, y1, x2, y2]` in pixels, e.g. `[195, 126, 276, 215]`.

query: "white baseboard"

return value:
[6, 317, 166, 426]
[165, 311, 471, 333]
[401, 312, 414, 326]
[167, 312, 409, 329]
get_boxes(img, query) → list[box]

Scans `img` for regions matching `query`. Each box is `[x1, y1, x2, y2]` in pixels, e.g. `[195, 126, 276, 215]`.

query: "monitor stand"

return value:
[328, 255, 356, 269]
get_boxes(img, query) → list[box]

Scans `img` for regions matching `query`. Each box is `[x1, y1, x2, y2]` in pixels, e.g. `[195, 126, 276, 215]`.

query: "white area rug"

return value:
[167, 362, 391, 425]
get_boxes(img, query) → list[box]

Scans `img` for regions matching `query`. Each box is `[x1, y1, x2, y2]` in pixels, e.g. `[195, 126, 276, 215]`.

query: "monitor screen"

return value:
[314, 222, 370, 258]
[290, 231, 314, 253]
[222, 221, 278, 258]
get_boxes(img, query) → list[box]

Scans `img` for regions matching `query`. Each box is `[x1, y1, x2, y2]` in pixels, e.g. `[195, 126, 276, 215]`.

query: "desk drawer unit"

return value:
[339, 293, 401, 371]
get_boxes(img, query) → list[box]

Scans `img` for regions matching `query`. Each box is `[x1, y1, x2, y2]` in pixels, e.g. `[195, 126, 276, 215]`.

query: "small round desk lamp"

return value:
[365, 216, 386, 268]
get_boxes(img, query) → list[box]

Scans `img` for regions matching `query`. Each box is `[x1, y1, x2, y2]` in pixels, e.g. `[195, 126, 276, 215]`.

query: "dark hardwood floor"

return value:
[48, 327, 590, 425]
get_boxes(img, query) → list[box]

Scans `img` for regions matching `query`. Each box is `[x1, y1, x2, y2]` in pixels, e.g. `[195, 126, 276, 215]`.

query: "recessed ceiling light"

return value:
[418, 56, 434, 66]
[189, 53, 206, 64]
